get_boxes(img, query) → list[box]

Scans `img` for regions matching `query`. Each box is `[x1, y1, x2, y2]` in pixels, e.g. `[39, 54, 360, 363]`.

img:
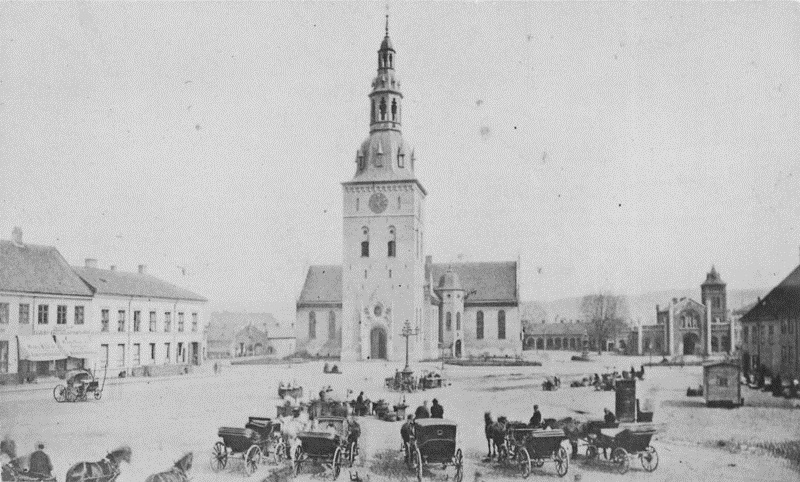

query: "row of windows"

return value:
[100, 309, 198, 333]
[438, 310, 505, 342]
[743, 321, 796, 345]
[308, 311, 336, 340]
[99, 341, 189, 367]
[0, 303, 85, 326]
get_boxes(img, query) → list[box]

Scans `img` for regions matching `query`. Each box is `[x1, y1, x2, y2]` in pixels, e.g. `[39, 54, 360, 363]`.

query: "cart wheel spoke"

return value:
[612, 448, 629, 474]
[555, 446, 569, 477]
[210, 442, 227, 472]
[641, 446, 659, 472]
[333, 447, 342, 480]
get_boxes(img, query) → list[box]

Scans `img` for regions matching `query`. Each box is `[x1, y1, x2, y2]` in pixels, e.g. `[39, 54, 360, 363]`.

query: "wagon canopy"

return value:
[65, 369, 94, 383]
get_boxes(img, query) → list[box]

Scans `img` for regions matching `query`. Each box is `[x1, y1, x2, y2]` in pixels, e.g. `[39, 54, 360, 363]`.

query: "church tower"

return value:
[340, 18, 428, 362]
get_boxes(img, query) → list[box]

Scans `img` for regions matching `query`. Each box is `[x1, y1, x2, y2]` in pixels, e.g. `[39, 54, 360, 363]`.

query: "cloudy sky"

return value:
[1, 2, 798, 322]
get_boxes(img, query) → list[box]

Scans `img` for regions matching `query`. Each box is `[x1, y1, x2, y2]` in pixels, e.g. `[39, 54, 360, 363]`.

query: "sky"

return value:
[1, 2, 799, 323]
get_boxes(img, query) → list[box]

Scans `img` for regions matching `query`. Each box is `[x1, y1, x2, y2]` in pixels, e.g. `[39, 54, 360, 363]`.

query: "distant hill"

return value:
[522, 288, 768, 327]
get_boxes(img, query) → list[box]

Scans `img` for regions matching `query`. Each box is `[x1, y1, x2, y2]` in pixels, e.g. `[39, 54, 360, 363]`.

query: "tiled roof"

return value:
[297, 265, 342, 306]
[0, 240, 94, 297]
[741, 264, 800, 322]
[431, 262, 518, 304]
[74, 266, 206, 302]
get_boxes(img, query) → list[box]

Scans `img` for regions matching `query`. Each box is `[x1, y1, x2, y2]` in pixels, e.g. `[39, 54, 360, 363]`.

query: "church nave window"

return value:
[308, 311, 317, 340]
[446, 312, 452, 331]
[388, 226, 396, 257]
[498, 310, 506, 340]
[456, 312, 461, 331]
[476, 311, 484, 340]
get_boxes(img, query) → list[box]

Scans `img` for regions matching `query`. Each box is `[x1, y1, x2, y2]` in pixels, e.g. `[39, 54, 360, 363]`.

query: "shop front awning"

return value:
[17, 335, 67, 361]
[55, 335, 99, 359]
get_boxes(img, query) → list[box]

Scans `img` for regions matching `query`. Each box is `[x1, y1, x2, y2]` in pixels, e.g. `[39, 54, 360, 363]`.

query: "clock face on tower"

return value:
[369, 192, 388, 214]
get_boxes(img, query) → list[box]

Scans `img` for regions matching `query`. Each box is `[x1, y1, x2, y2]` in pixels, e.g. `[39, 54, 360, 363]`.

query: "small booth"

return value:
[703, 360, 743, 407]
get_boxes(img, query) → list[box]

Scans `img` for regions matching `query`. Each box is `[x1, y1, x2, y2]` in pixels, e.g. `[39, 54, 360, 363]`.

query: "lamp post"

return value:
[400, 320, 419, 373]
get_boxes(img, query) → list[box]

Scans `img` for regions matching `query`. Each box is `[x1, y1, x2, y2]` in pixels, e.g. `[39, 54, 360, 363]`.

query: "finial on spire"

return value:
[385, 13, 389, 36]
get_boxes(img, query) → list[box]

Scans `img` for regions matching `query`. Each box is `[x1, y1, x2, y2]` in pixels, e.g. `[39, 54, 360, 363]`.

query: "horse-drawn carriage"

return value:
[293, 416, 359, 480]
[585, 424, 659, 474]
[210, 417, 286, 476]
[404, 419, 464, 482]
[53, 369, 103, 402]
[503, 424, 569, 478]
[1, 461, 56, 482]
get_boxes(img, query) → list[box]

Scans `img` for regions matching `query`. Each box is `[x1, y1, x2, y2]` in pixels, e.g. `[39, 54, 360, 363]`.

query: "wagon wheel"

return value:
[517, 447, 531, 478]
[554, 446, 569, 477]
[585, 445, 598, 460]
[245, 445, 262, 475]
[273, 440, 287, 464]
[412, 445, 423, 482]
[53, 385, 67, 403]
[332, 446, 343, 480]
[348, 441, 357, 467]
[454, 448, 464, 482]
[93, 390, 102, 400]
[210, 442, 228, 472]
[65, 387, 77, 403]
[611, 447, 629, 474]
[293, 446, 303, 477]
[641, 446, 659, 472]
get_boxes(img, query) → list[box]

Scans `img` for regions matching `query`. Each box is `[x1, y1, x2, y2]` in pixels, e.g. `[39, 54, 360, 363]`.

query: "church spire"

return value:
[370, 17, 401, 132]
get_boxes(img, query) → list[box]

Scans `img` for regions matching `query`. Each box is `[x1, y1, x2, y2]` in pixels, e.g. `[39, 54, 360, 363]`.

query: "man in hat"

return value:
[430, 399, 444, 418]
[28, 442, 53, 478]
[414, 400, 430, 419]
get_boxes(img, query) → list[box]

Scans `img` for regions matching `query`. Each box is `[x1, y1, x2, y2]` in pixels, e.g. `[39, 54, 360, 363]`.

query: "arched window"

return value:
[546, 338, 553, 349]
[711, 336, 719, 353]
[328, 311, 336, 339]
[555, 337, 562, 349]
[379, 97, 387, 121]
[371, 99, 375, 123]
[356, 198, 360, 211]
[387, 226, 396, 257]
[476, 311, 484, 339]
[721, 334, 731, 352]
[438, 313, 443, 344]
[398, 150, 405, 168]
[391, 99, 397, 121]
[537, 338, 544, 349]
[308, 311, 316, 339]
[388, 53, 392, 67]
[361, 227, 369, 257]
[498, 310, 506, 339]
[456, 312, 461, 331]
[446, 312, 452, 331]
[562, 337, 568, 350]
[397, 196, 402, 209]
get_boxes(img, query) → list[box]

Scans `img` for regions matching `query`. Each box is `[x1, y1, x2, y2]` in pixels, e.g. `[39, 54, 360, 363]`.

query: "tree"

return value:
[580, 293, 630, 354]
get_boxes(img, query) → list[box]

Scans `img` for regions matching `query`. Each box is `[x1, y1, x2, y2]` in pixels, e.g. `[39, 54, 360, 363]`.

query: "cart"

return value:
[210, 417, 286, 476]
[2, 461, 57, 482]
[53, 368, 104, 403]
[293, 417, 359, 480]
[501, 424, 568, 478]
[585, 424, 659, 474]
[406, 419, 463, 482]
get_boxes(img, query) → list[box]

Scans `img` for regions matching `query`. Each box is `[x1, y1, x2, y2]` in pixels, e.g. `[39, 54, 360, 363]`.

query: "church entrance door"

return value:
[454, 340, 462, 358]
[370, 327, 387, 360]
[683, 332, 699, 355]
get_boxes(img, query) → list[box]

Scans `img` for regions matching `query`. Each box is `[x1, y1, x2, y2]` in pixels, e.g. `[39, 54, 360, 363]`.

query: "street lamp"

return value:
[400, 320, 419, 373]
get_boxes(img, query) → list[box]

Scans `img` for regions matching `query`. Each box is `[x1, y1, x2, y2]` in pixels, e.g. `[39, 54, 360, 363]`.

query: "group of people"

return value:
[1, 438, 54, 480]
[413, 399, 444, 419]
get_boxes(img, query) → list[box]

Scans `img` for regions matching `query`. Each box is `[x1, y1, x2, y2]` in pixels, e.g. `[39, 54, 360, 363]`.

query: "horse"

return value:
[483, 412, 494, 458]
[486, 415, 509, 460]
[546, 417, 592, 457]
[65, 446, 132, 482]
[144, 452, 192, 482]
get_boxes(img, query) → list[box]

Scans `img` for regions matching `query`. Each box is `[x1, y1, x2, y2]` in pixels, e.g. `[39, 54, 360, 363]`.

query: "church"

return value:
[294, 22, 521, 362]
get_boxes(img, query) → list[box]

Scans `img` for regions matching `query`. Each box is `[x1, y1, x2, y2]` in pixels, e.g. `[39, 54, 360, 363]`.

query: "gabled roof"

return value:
[74, 266, 206, 302]
[741, 264, 800, 322]
[297, 265, 342, 306]
[660, 297, 704, 313]
[431, 262, 518, 305]
[0, 240, 94, 297]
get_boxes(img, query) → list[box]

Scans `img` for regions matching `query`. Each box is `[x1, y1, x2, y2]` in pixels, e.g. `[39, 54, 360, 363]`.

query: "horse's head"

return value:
[108, 446, 132, 464]
[174, 452, 192, 473]
[497, 416, 508, 426]
[484, 412, 493, 425]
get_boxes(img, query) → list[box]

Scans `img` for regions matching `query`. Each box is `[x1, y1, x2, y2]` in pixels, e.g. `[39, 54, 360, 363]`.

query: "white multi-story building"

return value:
[0, 228, 207, 383]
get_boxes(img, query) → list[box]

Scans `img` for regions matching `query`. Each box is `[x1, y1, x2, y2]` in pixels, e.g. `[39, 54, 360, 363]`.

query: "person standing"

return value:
[415, 400, 430, 419]
[430, 399, 444, 418]
[28, 443, 53, 478]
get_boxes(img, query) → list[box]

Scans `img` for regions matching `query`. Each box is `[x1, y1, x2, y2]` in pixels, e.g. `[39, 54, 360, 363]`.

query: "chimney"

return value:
[110, 265, 117, 271]
[138, 264, 147, 274]
[85, 258, 98, 268]
[11, 227, 23, 247]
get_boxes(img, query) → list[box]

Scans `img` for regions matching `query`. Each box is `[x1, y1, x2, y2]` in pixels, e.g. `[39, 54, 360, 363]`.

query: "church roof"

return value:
[0, 240, 94, 297]
[296, 261, 518, 307]
[297, 265, 342, 306]
[702, 265, 726, 286]
[431, 262, 518, 305]
[436, 267, 463, 291]
[740, 264, 800, 322]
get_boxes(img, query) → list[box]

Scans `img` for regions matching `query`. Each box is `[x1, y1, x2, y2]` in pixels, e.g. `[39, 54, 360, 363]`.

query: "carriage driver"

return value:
[28, 442, 53, 478]
[529, 405, 542, 428]
[400, 415, 416, 463]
